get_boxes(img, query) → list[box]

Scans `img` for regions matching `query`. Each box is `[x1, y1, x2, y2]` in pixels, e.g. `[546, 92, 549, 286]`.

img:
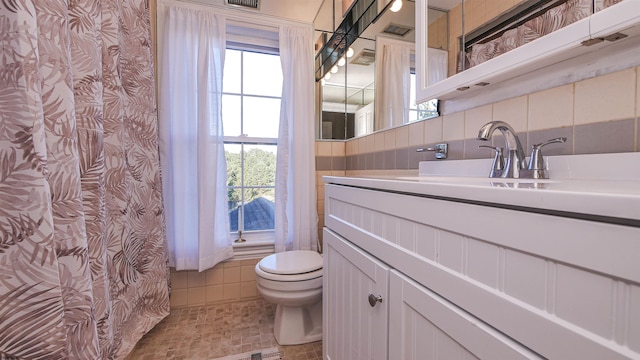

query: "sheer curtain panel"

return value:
[274, 24, 319, 252]
[158, 4, 234, 271]
[375, 38, 411, 129]
[428, 47, 448, 85]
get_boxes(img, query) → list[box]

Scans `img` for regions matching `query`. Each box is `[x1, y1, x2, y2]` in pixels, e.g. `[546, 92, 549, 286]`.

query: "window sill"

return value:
[231, 234, 275, 260]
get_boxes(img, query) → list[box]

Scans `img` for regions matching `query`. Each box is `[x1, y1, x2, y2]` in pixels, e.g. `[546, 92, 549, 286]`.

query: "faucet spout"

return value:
[476, 121, 527, 178]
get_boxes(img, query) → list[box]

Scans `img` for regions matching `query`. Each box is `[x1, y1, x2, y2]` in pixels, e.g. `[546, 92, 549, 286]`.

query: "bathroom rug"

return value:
[211, 347, 282, 360]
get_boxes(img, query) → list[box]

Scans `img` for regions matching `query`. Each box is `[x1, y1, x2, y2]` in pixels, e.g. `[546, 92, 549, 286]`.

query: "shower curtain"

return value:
[0, 1, 170, 359]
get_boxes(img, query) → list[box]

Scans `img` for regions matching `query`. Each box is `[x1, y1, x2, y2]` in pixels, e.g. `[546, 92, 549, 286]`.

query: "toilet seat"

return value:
[256, 250, 322, 282]
[259, 250, 322, 274]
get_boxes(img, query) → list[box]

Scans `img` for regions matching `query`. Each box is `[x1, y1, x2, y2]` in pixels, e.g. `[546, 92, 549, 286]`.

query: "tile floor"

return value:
[126, 298, 322, 360]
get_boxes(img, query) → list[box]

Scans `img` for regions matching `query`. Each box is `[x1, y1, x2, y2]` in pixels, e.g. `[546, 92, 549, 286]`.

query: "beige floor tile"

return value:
[126, 298, 321, 360]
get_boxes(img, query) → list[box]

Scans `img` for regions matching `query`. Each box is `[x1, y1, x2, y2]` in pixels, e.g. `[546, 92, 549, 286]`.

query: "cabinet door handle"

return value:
[368, 294, 383, 307]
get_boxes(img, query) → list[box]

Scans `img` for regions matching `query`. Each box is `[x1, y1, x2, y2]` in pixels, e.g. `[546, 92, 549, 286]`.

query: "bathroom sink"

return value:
[323, 153, 640, 223]
[395, 176, 487, 182]
[394, 176, 558, 184]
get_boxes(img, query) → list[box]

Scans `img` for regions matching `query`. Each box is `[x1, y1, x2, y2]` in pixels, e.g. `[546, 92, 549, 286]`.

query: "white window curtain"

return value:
[375, 38, 411, 130]
[428, 47, 448, 85]
[275, 24, 319, 253]
[158, 4, 234, 271]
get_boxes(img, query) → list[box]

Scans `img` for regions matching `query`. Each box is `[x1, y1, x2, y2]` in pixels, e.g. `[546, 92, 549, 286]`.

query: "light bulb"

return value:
[324, 72, 331, 80]
[321, 79, 326, 86]
[337, 57, 346, 66]
[346, 47, 354, 58]
[331, 65, 338, 73]
[390, 0, 402, 12]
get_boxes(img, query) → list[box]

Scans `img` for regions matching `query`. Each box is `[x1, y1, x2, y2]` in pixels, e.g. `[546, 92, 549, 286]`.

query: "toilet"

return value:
[255, 250, 323, 345]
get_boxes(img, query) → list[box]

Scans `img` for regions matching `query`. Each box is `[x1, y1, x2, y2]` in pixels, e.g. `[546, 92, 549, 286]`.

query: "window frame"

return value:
[222, 40, 281, 255]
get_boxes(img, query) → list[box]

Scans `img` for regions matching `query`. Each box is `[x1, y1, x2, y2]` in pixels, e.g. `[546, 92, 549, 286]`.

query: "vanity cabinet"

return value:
[322, 181, 640, 359]
[388, 271, 541, 360]
[416, 0, 640, 103]
[323, 230, 389, 360]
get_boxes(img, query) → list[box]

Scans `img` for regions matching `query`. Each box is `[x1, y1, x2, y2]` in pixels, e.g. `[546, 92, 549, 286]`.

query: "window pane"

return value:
[243, 96, 280, 138]
[223, 49, 241, 94]
[418, 100, 439, 120]
[242, 193, 274, 231]
[228, 189, 275, 232]
[408, 110, 418, 122]
[243, 145, 276, 187]
[243, 52, 282, 97]
[223, 48, 280, 235]
[225, 143, 242, 188]
[410, 73, 417, 109]
[227, 188, 242, 232]
[222, 94, 242, 136]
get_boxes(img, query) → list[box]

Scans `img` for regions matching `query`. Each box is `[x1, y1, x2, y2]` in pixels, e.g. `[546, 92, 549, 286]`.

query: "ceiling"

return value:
[179, 0, 325, 23]
[179, 0, 460, 24]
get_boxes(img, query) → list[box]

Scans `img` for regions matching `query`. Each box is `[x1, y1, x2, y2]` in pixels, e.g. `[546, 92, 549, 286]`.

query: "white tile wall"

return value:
[331, 141, 345, 156]
[395, 125, 409, 148]
[169, 258, 262, 308]
[316, 141, 332, 156]
[341, 67, 639, 158]
[464, 104, 493, 138]
[574, 68, 636, 125]
[528, 84, 574, 131]
[442, 112, 465, 141]
[493, 95, 528, 132]
[424, 117, 443, 144]
[408, 121, 425, 146]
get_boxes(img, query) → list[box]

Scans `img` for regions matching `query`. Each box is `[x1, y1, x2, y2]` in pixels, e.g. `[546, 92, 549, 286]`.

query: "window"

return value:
[222, 49, 282, 240]
[409, 73, 439, 122]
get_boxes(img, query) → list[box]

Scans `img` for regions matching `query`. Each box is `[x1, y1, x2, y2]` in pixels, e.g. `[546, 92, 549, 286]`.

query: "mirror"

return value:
[315, 0, 444, 140]
[320, 36, 375, 139]
[429, 0, 609, 89]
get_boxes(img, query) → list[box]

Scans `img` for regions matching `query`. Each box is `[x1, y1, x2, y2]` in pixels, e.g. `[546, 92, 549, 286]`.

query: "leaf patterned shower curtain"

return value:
[0, 1, 170, 359]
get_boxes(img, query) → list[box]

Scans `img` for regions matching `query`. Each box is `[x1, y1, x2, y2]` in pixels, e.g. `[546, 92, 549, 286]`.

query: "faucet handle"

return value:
[526, 137, 567, 179]
[528, 137, 567, 170]
[533, 137, 567, 149]
[479, 145, 504, 177]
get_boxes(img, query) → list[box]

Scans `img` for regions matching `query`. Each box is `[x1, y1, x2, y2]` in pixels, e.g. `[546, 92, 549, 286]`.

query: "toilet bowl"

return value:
[255, 250, 323, 345]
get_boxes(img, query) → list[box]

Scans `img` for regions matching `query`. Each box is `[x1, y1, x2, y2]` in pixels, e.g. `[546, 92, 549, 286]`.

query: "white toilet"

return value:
[255, 250, 323, 345]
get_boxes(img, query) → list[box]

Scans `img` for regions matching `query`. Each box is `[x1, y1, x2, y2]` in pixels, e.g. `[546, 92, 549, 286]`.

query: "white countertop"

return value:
[323, 153, 640, 224]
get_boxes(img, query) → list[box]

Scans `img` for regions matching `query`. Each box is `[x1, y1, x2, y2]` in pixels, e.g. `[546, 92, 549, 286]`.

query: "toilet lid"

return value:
[259, 250, 322, 275]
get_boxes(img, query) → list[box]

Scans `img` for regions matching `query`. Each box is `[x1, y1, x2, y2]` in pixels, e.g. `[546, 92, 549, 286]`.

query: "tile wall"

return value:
[315, 66, 639, 243]
[314, 141, 347, 246]
[169, 259, 261, 308]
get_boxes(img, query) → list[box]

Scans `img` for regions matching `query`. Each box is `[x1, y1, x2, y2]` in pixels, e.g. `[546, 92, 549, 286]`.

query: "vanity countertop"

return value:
[323, 153, 640, 225]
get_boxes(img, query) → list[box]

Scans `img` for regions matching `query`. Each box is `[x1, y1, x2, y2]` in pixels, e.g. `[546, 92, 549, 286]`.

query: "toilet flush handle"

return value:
[368, 294, 383, 307]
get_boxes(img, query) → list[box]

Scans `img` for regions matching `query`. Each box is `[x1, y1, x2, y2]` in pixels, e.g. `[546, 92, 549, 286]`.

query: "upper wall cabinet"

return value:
[416, 0, 640, 104]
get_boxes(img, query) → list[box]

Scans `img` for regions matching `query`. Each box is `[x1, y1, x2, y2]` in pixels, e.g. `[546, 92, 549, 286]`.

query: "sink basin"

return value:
[395, 176, 487, 182]
[395, 176, 558, 184]
[415, 153, 640, 183]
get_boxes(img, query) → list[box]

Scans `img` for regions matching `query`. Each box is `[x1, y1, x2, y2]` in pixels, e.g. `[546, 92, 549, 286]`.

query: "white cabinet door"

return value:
[388, 271, 543, 360]
[323, 229, 389, 360]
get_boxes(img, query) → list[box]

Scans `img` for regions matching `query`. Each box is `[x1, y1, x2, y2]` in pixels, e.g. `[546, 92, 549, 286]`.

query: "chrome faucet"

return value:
[477, 121, 567, 179]
[477, 121, 527, 178]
